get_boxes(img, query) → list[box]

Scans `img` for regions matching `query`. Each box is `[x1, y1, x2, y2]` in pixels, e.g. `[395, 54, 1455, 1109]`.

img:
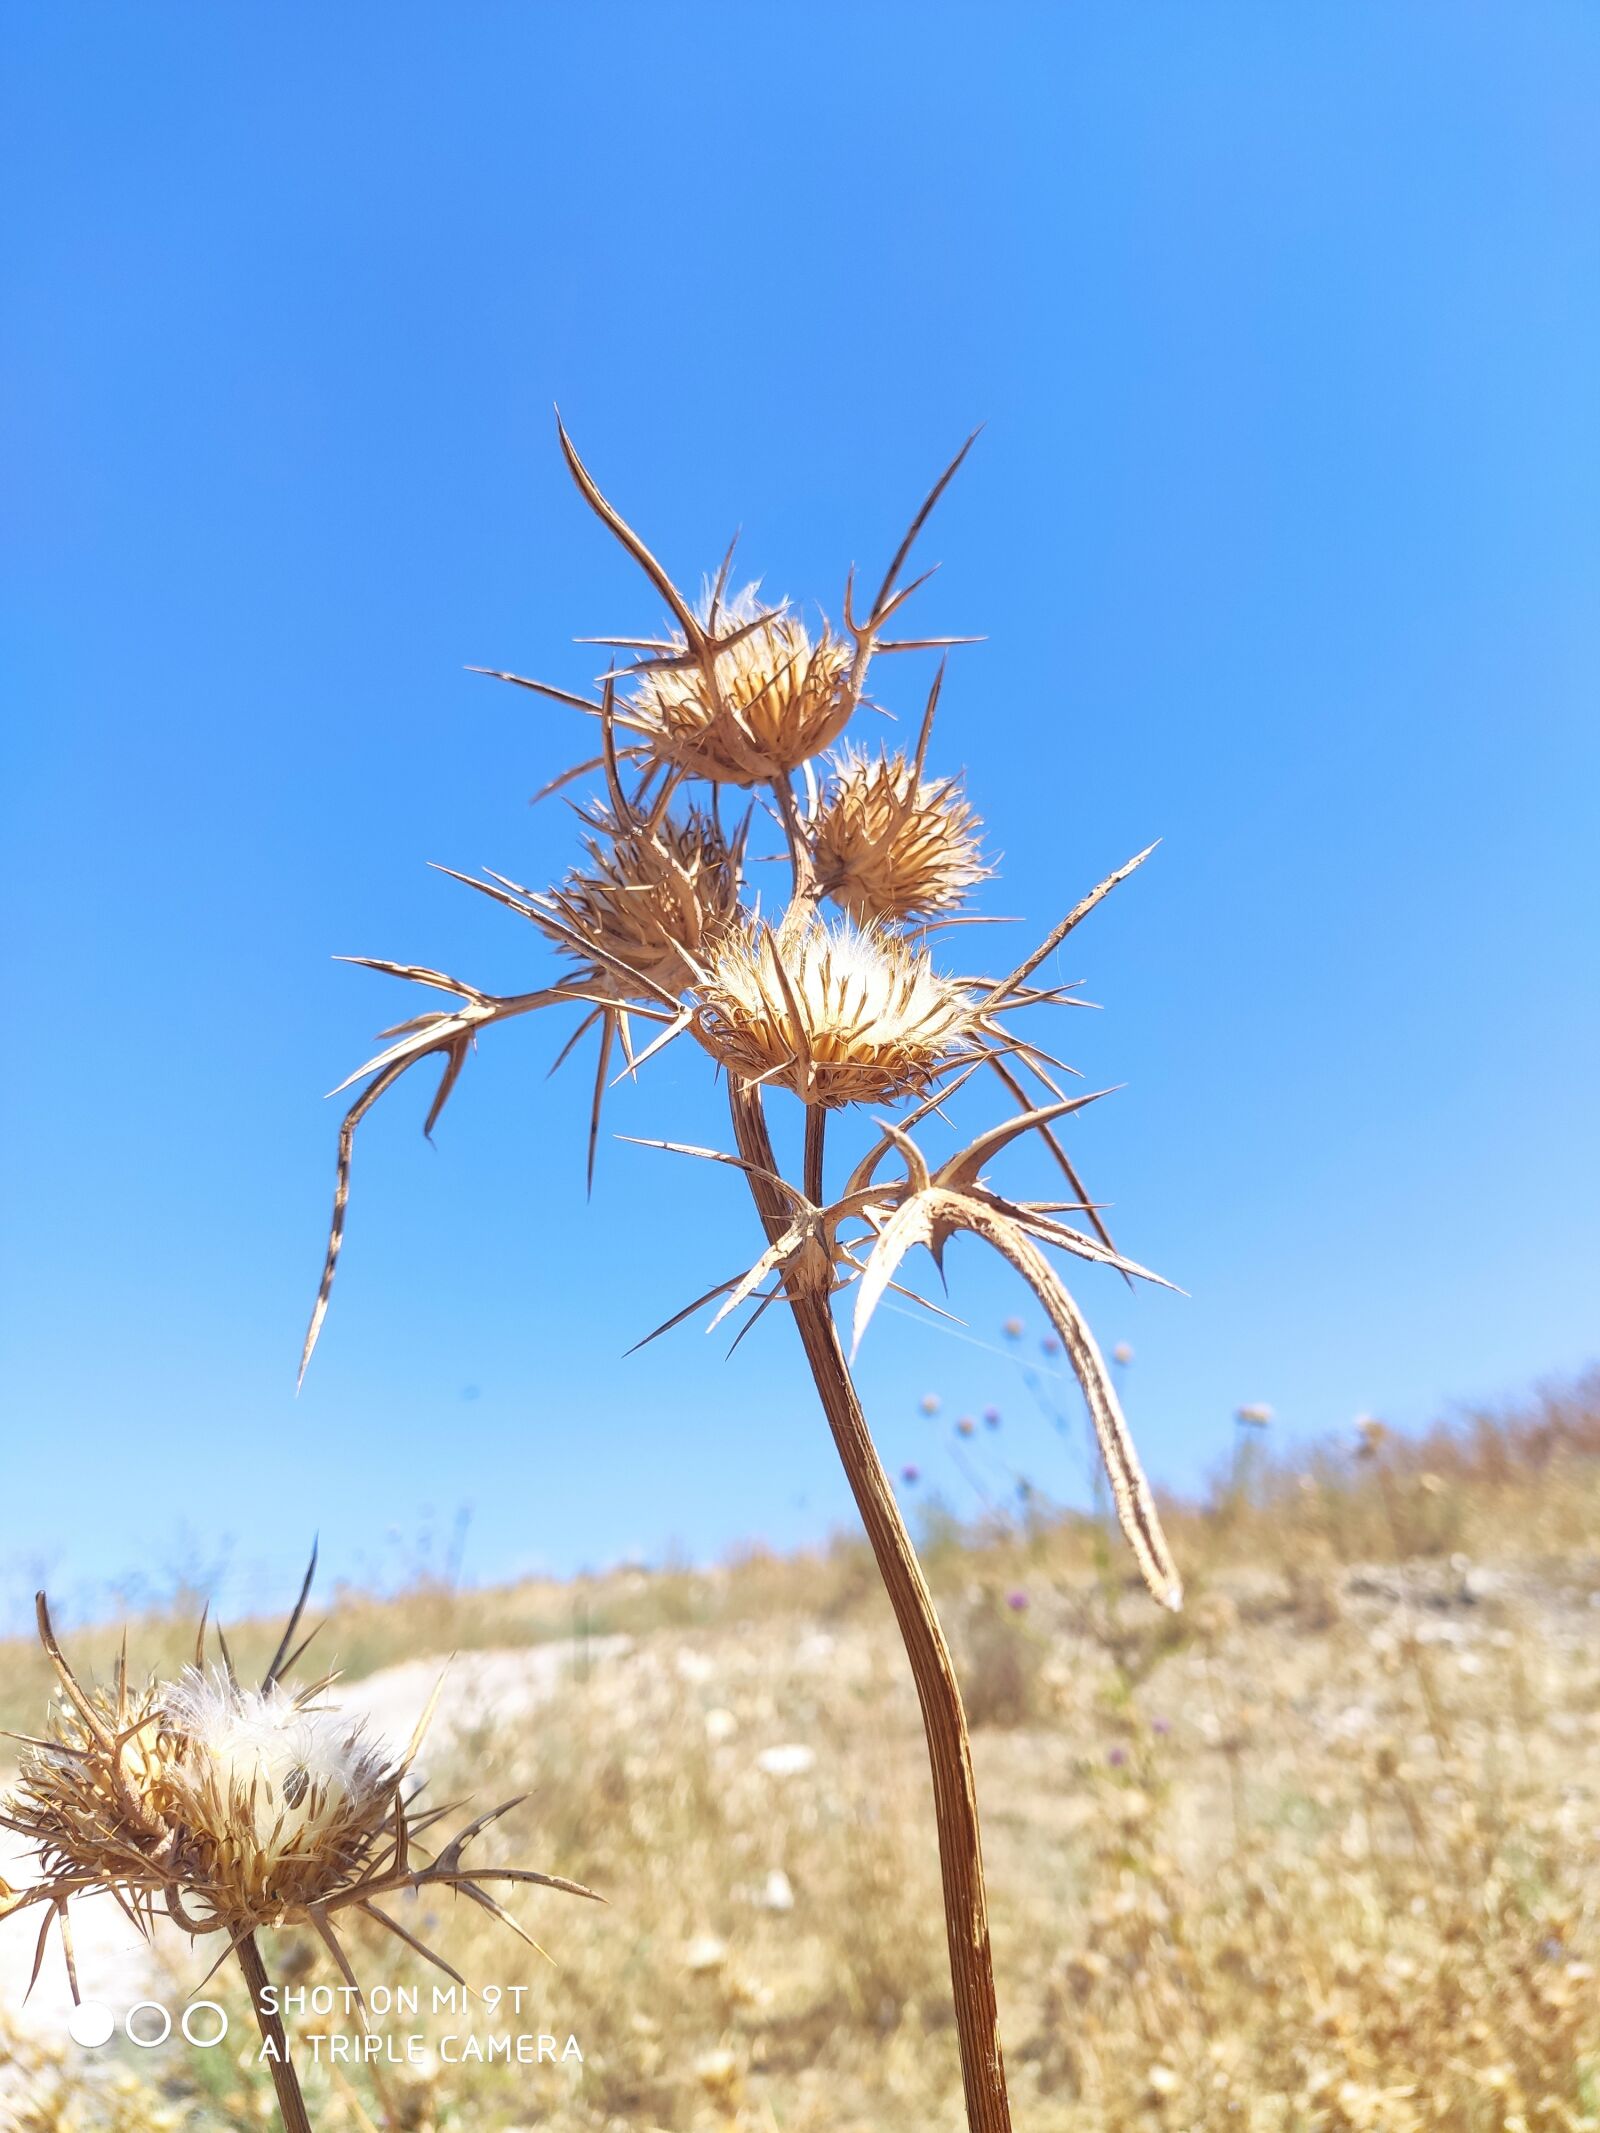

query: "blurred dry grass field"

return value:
[4, 1371, 1600, 2132]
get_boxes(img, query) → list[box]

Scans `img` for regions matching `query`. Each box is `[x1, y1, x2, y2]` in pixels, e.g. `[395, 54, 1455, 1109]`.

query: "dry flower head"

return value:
[552, 803, 743, 1002]
[810, 671, 988, 923]
[626, 589, 855, 786]
[692, 908, 977, 1108]
[0, 1558, 598, 2005]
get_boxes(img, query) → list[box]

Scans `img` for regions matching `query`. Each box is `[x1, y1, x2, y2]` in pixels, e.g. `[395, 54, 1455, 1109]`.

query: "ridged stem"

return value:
[237, 1932, 315, 2133]
[728, 1078, 1011, 2133]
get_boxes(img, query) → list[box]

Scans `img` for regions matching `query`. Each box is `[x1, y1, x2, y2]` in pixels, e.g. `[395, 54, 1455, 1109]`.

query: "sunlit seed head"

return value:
[7, 1578, 596, 1995]
[162, 1669, 397, 1913]
[13, 1680, 178, 1888]
[40, 1680, 174, 1802]
[628, 588, 853, 786]
[166, 1669, 392, 1814]
[811, 745, 987, 924]
[552, 808, 742, 1000]
[691, 907, 976, 1108]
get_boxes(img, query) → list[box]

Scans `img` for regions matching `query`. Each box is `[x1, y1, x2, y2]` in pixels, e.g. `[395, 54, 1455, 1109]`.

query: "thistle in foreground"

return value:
[0, 1559, 597, 2133]
[300, 421, 1181, 2133]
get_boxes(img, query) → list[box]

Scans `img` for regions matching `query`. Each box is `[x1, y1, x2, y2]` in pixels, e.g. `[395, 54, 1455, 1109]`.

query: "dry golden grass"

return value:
[5, 1374, 1600, 2132]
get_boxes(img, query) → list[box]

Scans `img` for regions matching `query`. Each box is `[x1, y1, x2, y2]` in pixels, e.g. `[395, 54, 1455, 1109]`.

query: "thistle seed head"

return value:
[692, 908, 976, 1107]
[3, 1574, 600, 1989]
[551, 808, 743, 1000]
[628, 590, 854, 785]
[11, 1679, 177, 1898]
[811, 744, 987, 923]
[161, 1668, 398, 1920]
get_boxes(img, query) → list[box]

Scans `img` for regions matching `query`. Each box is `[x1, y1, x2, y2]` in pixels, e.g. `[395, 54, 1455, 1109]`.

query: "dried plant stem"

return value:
[237, 1932, 315, 2133]
[803, 1103, 827, 1207]
[728, 1078, 1011, 2133]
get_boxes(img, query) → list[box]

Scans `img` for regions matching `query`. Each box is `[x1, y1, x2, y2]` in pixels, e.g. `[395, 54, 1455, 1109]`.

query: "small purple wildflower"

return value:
[1006, 1590, 1029, 1613]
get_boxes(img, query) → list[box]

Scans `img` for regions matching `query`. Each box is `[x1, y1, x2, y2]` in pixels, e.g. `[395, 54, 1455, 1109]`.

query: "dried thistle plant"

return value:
[0, 1557, 597, 2133]
[299, 419, 1180, 2133]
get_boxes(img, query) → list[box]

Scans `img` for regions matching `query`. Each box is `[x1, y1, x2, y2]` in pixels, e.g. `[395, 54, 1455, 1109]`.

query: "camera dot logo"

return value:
[67, 2001, 116, 2049]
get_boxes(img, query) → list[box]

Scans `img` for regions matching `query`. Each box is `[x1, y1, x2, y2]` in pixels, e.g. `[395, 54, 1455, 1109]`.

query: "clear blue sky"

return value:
[4, 6, 1597, 1628]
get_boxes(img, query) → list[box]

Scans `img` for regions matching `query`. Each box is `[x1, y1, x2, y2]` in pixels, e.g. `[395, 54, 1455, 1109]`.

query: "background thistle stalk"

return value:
[300, 422, 1182, 2132]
